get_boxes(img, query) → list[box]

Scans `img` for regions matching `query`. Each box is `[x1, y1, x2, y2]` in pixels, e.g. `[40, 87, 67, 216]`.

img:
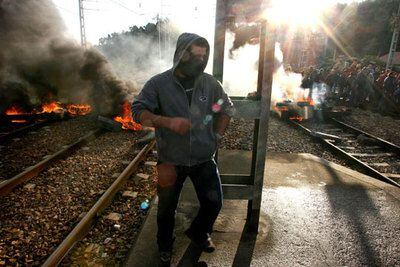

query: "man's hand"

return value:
[167, 117, 191, 135]
[139, 111, 191, 135]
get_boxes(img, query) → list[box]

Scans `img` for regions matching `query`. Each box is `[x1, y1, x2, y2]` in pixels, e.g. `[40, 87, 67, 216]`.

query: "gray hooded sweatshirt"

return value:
[131, 33, 234, 166]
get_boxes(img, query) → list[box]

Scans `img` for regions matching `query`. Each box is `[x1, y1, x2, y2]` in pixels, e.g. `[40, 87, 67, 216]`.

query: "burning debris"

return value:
[5, 102, 92, 117]
[1, 102, 92, 125]
[97, 101, 143, 132]
[113, 101, 142, 131]
[67, 104, 92, 116]
[0, 0, 137, 122]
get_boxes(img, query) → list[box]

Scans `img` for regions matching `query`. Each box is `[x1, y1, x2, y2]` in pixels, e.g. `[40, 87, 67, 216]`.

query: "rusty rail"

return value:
[0, 129, 103, 196]
[331, 118, 400, 154]
[0, 120, 49, 144]
[289, 119, 400, 188]
[42, 140, 155, 267]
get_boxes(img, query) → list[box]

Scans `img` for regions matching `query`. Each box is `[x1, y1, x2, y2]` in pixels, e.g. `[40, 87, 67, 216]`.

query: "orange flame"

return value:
[289, 115, 304, 121]
[40, 102, 64, 113]
[11, 120, 28, 123]
[4, 102, 92, 118]
[66, 104, 92, 116]
[114, 101, 142, 131]
[297, 97, 314, 106]
[5, 106, 27, 115]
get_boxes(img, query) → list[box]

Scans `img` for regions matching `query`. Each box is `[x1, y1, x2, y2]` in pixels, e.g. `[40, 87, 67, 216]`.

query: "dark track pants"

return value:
[156, 159, 223, 252]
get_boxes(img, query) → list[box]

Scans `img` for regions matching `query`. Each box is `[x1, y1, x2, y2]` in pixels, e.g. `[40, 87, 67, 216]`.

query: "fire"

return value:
[4, 102, 92, 119]
[114, 101, 142, 131]
[289, 115, 304, 122]
[5, 106, 27, 115]
[11, 120, 27, 123]
[296, 97, 315, 106]
[66, 104, 92, 116]
[40, 102, 64, 113]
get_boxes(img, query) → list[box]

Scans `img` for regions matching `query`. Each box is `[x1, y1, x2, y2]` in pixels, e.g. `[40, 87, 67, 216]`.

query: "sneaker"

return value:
[159, 251, 172, 267]
[184, 228, 216, 253]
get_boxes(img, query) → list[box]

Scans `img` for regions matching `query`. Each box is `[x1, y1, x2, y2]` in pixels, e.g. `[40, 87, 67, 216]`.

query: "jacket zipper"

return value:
[174, 79, 193, 167]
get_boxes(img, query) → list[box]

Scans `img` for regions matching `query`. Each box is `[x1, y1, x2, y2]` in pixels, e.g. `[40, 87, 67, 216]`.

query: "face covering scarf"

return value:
[178, 53, 206, 78]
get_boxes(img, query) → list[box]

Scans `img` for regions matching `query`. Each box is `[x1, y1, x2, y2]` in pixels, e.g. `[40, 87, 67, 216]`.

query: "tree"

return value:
[325, 0, 400, 58]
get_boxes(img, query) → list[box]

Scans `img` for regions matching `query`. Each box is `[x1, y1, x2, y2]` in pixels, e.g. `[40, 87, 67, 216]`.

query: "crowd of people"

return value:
[299, 61, 400, 114]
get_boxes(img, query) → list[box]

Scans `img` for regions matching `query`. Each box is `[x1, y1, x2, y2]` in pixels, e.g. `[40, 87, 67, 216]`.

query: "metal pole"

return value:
[386, 2, 400, 71]
[333, 46, 337, 61]
[157, 14, 162, 61]
[248, 21, 267, 222]
[78, 0, 87, 48]
[212, 0, 226, 83]
[160, 0, 164, 59]
[249, 21, 276, 232]
[324, 35, 329, 58]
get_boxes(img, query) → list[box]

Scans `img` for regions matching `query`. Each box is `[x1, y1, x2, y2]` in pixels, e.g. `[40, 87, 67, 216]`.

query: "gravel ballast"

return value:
[341, 108, 400, 147]
[0, 130, 142, 266]
[0, 116, 97, 181]
[221, 115, 349, 166]
[62, 153, 158, 266]
[1, 109, 398, 266]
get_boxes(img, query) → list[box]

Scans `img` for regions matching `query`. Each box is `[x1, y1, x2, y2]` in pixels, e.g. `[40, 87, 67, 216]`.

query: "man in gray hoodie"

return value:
[131, 33, 233, 266]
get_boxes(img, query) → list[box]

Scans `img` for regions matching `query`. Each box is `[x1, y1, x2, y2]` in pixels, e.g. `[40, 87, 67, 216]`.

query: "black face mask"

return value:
[178, 56, 205, 78]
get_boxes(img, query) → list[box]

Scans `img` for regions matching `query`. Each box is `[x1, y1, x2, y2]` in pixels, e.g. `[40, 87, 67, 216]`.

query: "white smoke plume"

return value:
[272, 44, 307, 104]
[223, 32, 308, 107]
[223, 32, 259, 96]
[96, 26, 177, 90]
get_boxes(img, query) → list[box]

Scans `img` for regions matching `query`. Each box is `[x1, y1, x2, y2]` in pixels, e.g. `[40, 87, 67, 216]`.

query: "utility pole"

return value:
[386, 1, 400, 71]
[78, 0, 87, 48]
[157, 14, 162, 60]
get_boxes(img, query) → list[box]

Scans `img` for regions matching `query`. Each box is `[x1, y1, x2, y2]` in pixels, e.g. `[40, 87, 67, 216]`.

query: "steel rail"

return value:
[42, 140, 155, 267]
[289, 119, 400, 188]
[0, 120, 49, 144]
[331, 118, 400, 154]
[0, 129, 103, 196]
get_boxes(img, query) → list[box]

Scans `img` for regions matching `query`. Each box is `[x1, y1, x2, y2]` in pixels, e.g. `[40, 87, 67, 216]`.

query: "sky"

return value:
[53, 0, 217, 45]
[53, 0, 361, 46]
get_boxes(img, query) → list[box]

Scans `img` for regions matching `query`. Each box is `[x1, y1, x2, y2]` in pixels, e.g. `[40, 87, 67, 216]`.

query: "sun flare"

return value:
[264, 0, 329, 29]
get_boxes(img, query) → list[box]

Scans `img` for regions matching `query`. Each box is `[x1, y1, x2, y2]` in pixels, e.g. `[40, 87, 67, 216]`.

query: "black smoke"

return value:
[0, 0, 133, 115]
[228, 24, 260, 57]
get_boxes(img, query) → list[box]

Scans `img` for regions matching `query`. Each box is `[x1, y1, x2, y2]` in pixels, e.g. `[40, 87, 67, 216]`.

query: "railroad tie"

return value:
[382, 173, 400, 179]
[349, 152, 397, 157]
[337, 146, 356, 150]
[339, 134, 356, 138]
[324, 128, 343, 132]
[369, 162, 390, 167]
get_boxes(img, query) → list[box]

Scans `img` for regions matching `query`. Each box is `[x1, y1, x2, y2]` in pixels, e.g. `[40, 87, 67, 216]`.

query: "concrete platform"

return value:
[124, 150, 400, 266]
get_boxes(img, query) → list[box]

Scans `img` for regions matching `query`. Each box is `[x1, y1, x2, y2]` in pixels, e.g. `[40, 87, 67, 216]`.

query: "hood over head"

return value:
[172, 32, 210, 73]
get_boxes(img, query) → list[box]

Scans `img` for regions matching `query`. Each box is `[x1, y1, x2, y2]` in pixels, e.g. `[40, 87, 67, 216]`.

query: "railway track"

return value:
[43, 140, 155, 266]
[0, 128, 156, 266]
[290, 117, 400, 188]
[0, 113, 69, 144]
[0, 129, 103, 196]
[0, 120, 50, 144]
[0, 116, 98, 182]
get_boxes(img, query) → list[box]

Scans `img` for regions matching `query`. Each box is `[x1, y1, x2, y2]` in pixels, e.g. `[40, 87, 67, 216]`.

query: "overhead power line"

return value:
[54, 4, 77, 15]
[107, 0, 144, 15]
